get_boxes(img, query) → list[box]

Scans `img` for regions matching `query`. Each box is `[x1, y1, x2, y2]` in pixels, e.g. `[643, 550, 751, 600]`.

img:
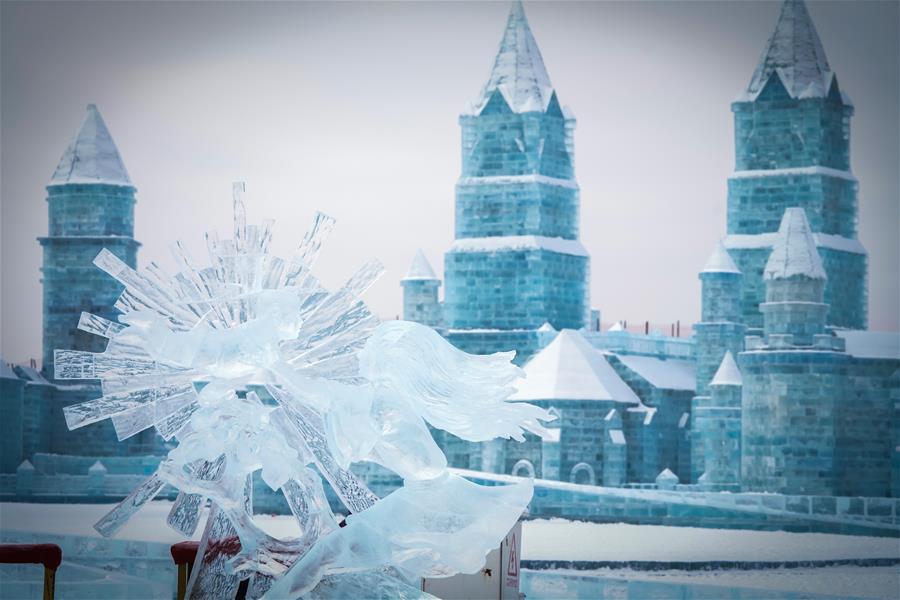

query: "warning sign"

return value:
[505, 531, 518, 588]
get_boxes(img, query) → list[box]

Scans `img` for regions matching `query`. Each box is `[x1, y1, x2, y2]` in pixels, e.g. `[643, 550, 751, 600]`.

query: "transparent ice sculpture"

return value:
[56, 183, 554, 599]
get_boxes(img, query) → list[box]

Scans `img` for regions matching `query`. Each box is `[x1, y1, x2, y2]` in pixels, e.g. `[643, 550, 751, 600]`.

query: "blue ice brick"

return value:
[40, 183, 139, 376]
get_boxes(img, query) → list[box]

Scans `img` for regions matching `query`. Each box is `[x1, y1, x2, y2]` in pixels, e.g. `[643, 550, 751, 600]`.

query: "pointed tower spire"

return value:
[764, 208, 827, 281]
[402, 249, 438, 281]
[469, 1, 554, 115]
[745, 0, 833, 100]
[710, 351, 742, 387]
[49, 104, 132, 188]
[702, 240, 741, 274]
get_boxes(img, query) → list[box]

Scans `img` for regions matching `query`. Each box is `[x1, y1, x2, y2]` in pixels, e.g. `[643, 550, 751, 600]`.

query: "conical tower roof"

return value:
[764, 208, 827, 281]
[702, 240, 741, 274]
[401, 249, 438, 281]
[49, 104, 132, 188]
[744, 0, 833, 100]
[510, 329, 640, 403]
[467, 1, 554, 115]
[710, 351, 742, 387]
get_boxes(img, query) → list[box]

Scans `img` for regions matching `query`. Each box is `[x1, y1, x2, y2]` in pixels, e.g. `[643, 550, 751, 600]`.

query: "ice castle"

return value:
[402, 1, 900, 495]
[1, 0, 897, 511]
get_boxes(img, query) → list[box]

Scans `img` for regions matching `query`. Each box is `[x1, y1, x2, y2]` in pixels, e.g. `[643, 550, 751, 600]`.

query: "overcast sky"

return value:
[2, 1, 897, 365]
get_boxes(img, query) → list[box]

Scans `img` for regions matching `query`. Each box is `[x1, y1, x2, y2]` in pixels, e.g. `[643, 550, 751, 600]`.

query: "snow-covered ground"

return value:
[6, 503, 895, 564]
[2, 504, 898, 598]
[522, 518, 900, 562]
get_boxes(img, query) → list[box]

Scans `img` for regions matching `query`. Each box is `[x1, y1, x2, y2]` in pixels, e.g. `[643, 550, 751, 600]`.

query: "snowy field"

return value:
[521, 518, 900, 562]
[1, 503, 898, 599]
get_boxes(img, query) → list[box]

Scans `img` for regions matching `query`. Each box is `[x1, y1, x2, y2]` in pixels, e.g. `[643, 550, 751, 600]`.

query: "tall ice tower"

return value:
[725, 0, 867, 332]
[40, 105, 139, 377]
[443, 1, 589, 364]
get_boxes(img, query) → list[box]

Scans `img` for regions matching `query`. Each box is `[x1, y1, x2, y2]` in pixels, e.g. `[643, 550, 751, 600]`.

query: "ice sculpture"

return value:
[56, 183, 553, 599]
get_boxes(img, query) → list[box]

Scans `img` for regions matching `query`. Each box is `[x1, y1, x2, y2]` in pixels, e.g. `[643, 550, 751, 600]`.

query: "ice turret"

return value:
[700, 241, 743, 323]
[709, 351, 743, 387]
[760, 208, 828, 344]
[763, 207, 827, 283]
[694, 352, 742, 490]
[400, 250, 442, 328]
[692, 241, 745, 482]
[743, 0, 833, 101]
[49, 104, 133, 188]
[40, 104, 140, 377]
[467, 1, 554, 115]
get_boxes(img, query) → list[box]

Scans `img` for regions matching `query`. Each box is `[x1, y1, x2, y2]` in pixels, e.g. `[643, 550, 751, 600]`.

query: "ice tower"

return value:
[443, 1, 589, 364]
[694, 352, 743, 490]
[740, 208, 854, 495]
[725, 0, 866, 332]
[691, 242, 745, 481]
[40, 105, 139, 377]
[400, 249, 443, 328]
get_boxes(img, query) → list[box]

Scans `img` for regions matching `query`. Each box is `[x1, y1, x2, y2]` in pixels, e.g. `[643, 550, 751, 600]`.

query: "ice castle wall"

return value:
[608, 359, 692, 485]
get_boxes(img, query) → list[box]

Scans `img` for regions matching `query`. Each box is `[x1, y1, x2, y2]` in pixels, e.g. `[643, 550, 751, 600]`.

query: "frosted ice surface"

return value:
[744, 0, 833, 100]
[167, 492, 204, 536]
[94, 473, 166, 538]
[57, 184, 550, 597]
[450, 235, 589, 257]
[48, 104, 133, 187]
[710, 351, 743, 387]
[510, 329, 641, 404]
[702, 241, 741, 274]
[468, 1, 554, 115]
[763, 208, 827, 281]
[402, 249, 438, 281]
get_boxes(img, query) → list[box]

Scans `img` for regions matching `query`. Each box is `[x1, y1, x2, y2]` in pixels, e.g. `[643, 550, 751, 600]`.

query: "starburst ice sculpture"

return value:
[55, 183, 553, 599]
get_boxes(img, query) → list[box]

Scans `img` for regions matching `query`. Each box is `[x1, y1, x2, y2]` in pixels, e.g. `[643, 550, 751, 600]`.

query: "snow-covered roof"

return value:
[742, 0, 834, 102]
[466, 1, 555, 115]
[608, 321, 625, 332]
[710, 351, 742, 386]
[608, 430, 626, 445]
[49, 104, 133, 188]
[449, 235, 588, 258]
[763, 208, 827, 281]
[17, 365, 52, 385]
[457, 174, 578, 190]
[614, 354, 696, 392]
[1, 360, 19, 380]
[542, 428, 561, 443]
[401, 249, 438, 281]
[510, 329, 641, 404]
[537, 322, 556, 332]
[834, 331, 900, 361]
[702, 241, 741, 274]
[723, 232, 866, 255]
[730, 166, 856, 182]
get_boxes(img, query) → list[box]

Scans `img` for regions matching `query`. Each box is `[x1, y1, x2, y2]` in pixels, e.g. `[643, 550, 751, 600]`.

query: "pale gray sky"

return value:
[2, 1, 898, 365]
